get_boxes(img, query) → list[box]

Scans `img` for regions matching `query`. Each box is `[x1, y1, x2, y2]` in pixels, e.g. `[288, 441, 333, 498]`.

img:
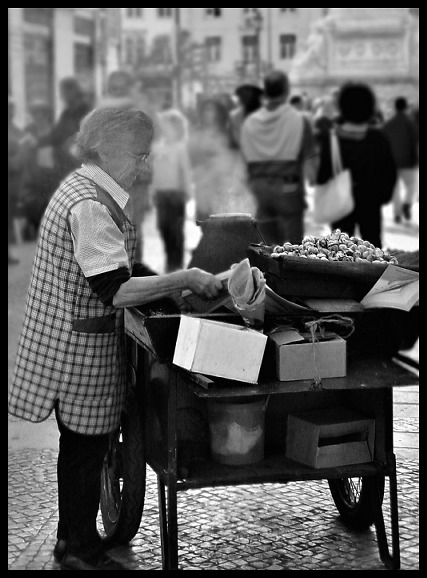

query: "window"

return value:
[24, 32, 53, 109]
[74, 43, 95, 97]
[158, 8, 173, 18]
[280, 8, 297, 13]
[151, 35, 172, 65]
[126, 8, 143, 18]
[126, 37, 135, 65]
[74, 16, 95, 37]
[242, 35, 259, 63]
[136, 36, 146, 63]
[280, 34, 296, 59]
[23, 8, 53, 26]
[74, 42, 94, 78]
[205, 8, 222, 18]
[205, 37, 222, 62]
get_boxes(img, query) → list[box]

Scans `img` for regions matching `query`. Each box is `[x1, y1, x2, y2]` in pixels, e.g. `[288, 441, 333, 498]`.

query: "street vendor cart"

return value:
[99, 216, 419, 571]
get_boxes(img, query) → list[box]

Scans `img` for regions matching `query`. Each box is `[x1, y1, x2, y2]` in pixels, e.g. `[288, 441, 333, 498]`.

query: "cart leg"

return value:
[371, 459, 401, 570]
[166, 478, 179, 571]
[389, 454, 401, 569]
[157, 477, 169, 570]
[156, 475, 179, 571]
[160, 372, 179, 571]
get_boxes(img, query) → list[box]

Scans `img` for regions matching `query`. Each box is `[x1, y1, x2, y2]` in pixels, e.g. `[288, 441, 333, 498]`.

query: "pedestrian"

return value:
[8, 96, 32, 263]
[240, 70, 318, 245]
[189, 97, 234, 223]
[411, 104, 419, 132]
[8, 106, 223, 571]
[151, 108, 193, 272]
[36, 77, 92, 185]
[20, 101, 58, 239]
[316, 82, 397, 248]
[229, 84, 263, 149]
[289, 94, 304, 112]
[98, 70, 156, 261]
[382, 96, 419, 223]
[312, 95, 338, 142]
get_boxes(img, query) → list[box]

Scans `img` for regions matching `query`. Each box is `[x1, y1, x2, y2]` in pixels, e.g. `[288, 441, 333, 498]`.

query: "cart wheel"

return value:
[328, 475, 385, 530]
[100, 391, 146, 544]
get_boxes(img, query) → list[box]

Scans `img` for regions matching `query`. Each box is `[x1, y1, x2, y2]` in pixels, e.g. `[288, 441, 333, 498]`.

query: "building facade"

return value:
[120, 8, 176, 108]
[183, 8, 325, 90]
[8, 7, 118, 126]
[290, 8, 419, 108]
[119, 8, 327, 107]
[9, 8, 419, 121]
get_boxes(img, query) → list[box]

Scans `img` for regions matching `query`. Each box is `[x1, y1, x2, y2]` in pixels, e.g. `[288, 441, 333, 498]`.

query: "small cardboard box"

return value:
[173, 315, 268, 384]
[268, 329, 346, 381]
[286, 407, 375, 469]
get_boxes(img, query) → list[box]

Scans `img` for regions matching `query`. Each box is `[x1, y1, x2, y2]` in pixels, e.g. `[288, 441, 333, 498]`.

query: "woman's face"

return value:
[100, 133, 152, 190]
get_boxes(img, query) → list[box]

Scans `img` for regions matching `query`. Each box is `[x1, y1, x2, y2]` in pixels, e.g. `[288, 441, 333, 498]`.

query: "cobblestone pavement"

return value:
[9, 197, 418, 571]
[8, 447, 419, 571]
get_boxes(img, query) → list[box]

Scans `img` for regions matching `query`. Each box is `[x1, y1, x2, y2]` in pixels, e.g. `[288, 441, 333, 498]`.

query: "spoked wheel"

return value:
[328, 474, 385, 530]
[100, 390, 146, 544]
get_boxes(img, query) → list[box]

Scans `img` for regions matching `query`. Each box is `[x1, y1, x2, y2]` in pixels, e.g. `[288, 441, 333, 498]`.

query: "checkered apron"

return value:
[8, 172, 137, 435]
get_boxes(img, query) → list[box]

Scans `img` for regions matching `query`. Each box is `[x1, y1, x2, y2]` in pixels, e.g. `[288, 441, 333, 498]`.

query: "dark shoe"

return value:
[60, 551, 130, 571]
[99, 535, 123, 552]
[53, 539, 67, 563]
[402, 203, 412, 221]
[54, 536, 120, 563]
[394, 215, 402, 224]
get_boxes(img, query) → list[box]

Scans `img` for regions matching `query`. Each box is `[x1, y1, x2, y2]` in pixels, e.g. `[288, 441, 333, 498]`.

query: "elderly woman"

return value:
[8, 107, 222, 571]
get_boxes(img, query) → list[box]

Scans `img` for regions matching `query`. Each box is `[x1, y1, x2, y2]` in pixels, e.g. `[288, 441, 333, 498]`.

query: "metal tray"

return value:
[249, 244, 389, 300]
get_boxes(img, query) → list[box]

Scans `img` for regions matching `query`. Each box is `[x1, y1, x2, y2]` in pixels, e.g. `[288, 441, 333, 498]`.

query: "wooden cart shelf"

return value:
[149, 452, 386, 489]
[122, 307, 418, 571]
[184, 356, 416, 398]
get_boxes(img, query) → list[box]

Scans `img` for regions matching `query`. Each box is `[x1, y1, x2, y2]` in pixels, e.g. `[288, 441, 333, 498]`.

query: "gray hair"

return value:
[75, 107, 154, 163]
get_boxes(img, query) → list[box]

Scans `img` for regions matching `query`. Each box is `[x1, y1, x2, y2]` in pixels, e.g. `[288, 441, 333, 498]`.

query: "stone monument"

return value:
[290, 8, 419, 108]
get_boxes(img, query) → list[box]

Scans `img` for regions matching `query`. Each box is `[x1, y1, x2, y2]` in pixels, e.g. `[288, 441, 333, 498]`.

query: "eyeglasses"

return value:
[125, 150, 150, 163]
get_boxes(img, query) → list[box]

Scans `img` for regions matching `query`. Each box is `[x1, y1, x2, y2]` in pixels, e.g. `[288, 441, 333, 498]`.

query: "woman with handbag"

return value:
[315, 82, 397, 248]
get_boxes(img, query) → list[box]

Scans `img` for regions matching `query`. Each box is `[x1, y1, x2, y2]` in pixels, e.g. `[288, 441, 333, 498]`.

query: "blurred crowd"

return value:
[8, 69, 419, 266]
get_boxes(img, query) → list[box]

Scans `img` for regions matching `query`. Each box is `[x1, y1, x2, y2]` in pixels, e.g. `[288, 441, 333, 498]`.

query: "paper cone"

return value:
[234, 300, 265, 332]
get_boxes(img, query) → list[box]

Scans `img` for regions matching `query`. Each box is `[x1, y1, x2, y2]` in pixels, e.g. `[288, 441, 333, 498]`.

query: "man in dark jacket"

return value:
[8, 97, 32, 263]
[37, 77, 92, 185]
[383, 97, 419, 223]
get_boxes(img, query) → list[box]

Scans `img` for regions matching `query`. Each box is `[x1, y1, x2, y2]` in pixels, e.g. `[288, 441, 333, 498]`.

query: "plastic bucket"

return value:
[207, 396, 269, 466]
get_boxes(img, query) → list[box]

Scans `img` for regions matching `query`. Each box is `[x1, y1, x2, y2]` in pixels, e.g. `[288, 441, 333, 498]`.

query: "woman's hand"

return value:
[185, 268, 224, 300]
[169, 291, 191, 313]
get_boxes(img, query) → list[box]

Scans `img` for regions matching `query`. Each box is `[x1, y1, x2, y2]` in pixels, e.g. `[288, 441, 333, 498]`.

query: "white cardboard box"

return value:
[173, 315, 268, 384]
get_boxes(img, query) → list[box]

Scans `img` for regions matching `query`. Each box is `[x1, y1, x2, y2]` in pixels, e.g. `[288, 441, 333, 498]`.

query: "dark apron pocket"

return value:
[72, 313, 116, 334]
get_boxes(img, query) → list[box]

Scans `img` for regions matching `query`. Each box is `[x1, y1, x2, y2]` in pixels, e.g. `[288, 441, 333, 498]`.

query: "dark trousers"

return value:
[255, 205, 304, 246]
[55, 406, 110, 559]
[155, 190, 186, 272]
[249, 178, 305, 245]
[332, 206, 382, 249]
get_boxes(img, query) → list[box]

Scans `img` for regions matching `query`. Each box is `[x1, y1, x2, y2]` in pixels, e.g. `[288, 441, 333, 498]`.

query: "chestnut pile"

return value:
[270, 230, 398, 264]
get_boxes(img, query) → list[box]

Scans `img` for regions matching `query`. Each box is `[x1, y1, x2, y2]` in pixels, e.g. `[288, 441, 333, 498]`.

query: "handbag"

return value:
[313, 129, 354, 224]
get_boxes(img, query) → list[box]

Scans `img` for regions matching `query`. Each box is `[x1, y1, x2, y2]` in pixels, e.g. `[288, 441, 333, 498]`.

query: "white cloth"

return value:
[69, 164, 131, 277]
[77, 163, 130, 210]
